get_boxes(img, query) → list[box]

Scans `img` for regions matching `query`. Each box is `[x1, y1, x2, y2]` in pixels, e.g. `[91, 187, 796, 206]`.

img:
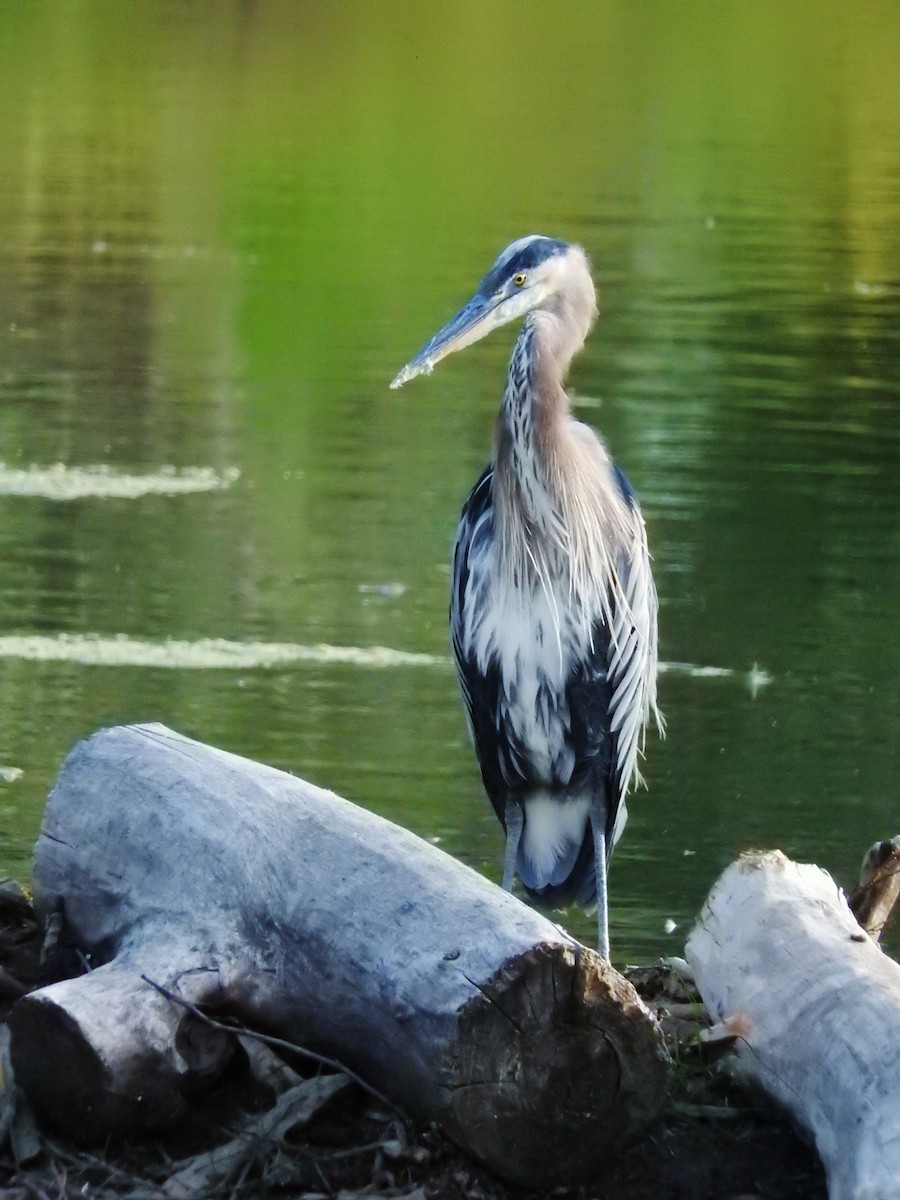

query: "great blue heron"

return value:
[391, 235, 662, 958]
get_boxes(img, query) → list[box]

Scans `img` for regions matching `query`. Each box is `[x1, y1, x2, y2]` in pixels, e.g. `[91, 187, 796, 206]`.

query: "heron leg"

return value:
[589, 796, 610, 960]
[502, 799, 523, 893]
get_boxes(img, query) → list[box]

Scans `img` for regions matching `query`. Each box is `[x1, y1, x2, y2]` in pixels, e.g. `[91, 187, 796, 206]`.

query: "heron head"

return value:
[390, 235, 594, 389]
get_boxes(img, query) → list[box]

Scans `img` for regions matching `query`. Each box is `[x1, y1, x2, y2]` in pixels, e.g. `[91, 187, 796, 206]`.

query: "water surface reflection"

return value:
[0, 1, 897, 961]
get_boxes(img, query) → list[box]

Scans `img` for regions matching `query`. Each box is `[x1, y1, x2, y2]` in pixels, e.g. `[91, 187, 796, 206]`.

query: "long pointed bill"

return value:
[390, 291, 505, 389]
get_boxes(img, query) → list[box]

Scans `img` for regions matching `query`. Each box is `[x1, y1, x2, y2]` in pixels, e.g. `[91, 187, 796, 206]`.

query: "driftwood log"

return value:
[9, 724, 669, 1187]
[687, 850, 900, 1200]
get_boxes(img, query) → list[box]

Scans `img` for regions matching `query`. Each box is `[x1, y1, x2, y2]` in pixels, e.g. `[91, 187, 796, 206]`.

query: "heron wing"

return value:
[605, 474, 661, 808]
[450, 467, 525, 825]
[451, 462, 661, 855]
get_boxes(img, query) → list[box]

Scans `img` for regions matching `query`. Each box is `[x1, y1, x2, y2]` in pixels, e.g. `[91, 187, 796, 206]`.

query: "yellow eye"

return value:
[513, 272, 526, 286]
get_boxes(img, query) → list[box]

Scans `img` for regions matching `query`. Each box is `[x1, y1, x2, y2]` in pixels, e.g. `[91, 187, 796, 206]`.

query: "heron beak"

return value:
[390, 291, 504, 389]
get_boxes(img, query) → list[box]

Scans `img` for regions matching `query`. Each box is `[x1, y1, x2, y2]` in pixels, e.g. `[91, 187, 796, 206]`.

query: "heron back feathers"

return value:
[451, 455, 658, 906]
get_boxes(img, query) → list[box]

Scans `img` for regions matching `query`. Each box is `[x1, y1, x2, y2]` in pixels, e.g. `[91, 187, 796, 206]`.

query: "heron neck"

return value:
[490, 321, 564, 548]
[494, 313, 578, 472]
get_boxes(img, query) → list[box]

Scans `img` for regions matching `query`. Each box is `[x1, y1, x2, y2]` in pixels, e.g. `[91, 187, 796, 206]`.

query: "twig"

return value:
[140, 974, 403, 1115]
[44, 1139, 167, 1191]
[671, 1101, 749, 1121]
[657, 1001, 707, 1020]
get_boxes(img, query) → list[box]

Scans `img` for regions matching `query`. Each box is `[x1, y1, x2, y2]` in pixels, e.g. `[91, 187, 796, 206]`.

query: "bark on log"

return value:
[9, 723, 669, 1188]
[686, 850, 900, 1200]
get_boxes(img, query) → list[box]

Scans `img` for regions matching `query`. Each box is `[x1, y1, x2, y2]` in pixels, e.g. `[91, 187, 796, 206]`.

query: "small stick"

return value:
[140, 974, 402, 1115]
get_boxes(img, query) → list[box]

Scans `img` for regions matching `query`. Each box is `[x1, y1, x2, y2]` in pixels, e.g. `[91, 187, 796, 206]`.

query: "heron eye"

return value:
[513, 273, 526, 286]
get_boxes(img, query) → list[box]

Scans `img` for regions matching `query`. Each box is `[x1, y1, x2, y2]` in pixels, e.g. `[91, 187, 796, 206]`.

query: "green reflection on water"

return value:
[0, 0, 897, 960]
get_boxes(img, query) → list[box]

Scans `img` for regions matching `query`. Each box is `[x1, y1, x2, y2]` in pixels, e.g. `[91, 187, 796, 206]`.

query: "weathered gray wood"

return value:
[687, 850, 900, 1200]
[162, 1074, 352, 1200]
[9, 723, 669, 1187]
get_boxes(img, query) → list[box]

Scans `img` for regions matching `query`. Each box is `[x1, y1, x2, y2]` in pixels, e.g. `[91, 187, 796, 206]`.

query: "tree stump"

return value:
[9, 724, 669, 1188]
[687, 850, 900, 1200]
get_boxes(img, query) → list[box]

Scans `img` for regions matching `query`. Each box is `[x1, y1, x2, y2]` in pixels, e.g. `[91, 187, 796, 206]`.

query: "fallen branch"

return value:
[161, 1074, 352, 1200]
[9, 723, 669, 1187]
[687, 849, 900, 1200]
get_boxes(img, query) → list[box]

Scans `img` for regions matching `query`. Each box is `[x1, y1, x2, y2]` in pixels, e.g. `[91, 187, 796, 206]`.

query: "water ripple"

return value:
[0, 633, 769, 688]
[0, 463, 240, 500]
[0, 633, 445, 670]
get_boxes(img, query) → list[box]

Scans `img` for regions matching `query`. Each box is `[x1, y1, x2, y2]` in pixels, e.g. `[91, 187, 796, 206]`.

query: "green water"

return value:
[0, 1, 897, 960]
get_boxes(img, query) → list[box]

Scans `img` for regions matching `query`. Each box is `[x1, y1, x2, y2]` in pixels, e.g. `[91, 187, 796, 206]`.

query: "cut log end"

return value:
[9, 979, 191, 1139]
[443, 943, 669, 1187]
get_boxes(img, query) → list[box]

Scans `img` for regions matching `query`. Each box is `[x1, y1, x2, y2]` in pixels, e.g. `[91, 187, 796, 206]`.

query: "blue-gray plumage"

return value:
[391, 235, 662, 959]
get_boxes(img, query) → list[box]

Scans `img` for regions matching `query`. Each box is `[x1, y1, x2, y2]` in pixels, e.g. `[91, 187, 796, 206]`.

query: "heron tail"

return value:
[515, 792, 600, 908]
